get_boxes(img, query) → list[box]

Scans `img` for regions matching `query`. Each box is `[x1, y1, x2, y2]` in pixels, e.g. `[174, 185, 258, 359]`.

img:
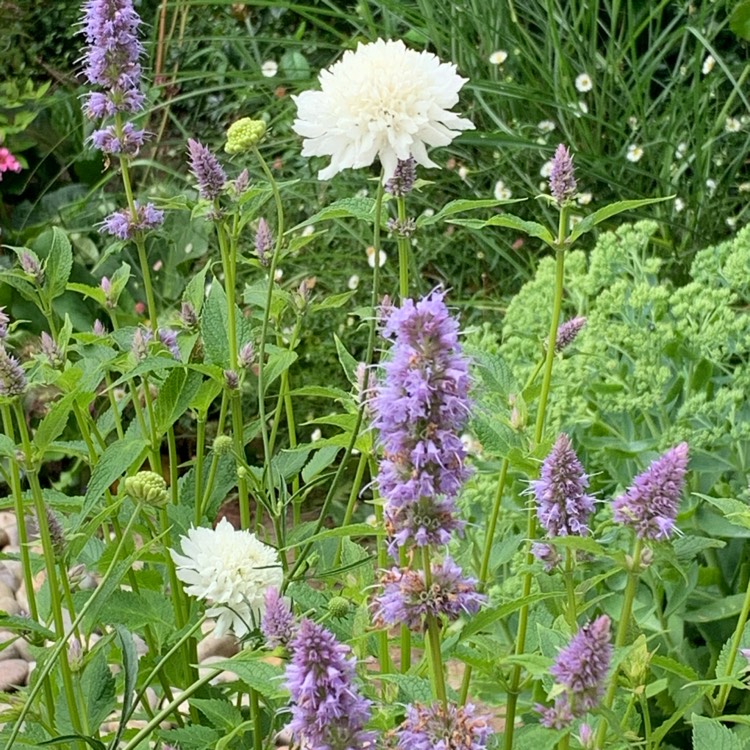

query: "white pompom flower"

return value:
[292, 38, 475, 181]
[171, 517, 283, 638]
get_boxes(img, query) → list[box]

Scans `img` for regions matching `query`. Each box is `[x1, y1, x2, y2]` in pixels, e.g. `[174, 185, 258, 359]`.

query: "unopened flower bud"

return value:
[213, 435, 233, 455]
[20, 252, 44, 284]
[123, 471, 169, 507]
[386, 216, 417, 237]
[238, 342, 255, 369]
[327, 596, 351, 619]
[44, 505, 66, 558]
[131, 328, 152, 361]
[0, 307, 9, 340]
[224, 369, 239, 390]
[549, 144, 577, 205]
[555, 317, 587, 352]
[68, 638, 83, 672]
[0, 345, 27, 397]
[180, 301, 198, 329]
[225, 118, 266, 154]
[233, 168, 250, 195]
[385, 157, 417, 196]
[255, 218, 272, 266]
[92, 319, 107, 336]
[40, 332, 64, 369]
[100, 276, 116, 308]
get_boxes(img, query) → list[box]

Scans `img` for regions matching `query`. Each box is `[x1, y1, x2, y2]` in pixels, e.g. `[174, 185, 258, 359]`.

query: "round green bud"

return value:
[123, 471, 169, 507]
[225, 118, 267, 154]
[213, 435, 233, 455]
[327, 596, 351, 619]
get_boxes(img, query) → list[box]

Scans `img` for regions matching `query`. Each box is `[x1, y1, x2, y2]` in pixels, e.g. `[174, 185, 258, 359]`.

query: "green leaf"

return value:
[183, 263, 209, 315]
[697, 494, 750, 531]
[291, 197, 378, 231]
[513, 726, 566, 750]
[715, 621, 750, 684]
[263, 348, 298, 392]
[37, 227, 73, 300]
[111, 626, 138, 750]
[280, 49, 311, 80]
[154, 369, 203, 434]
[160, 726, 220, 750]
[311, 291, 356, 312]
[98, 590, 175, 647]
[334, 334, 359, 384]
[471, 412, 516, 457]
[449, 214, 555, 244]
[302, 446, 340, 483]
[33, 393, 76, 459]
[191, 698, 243, 731]
[77, 439, 146, 525]
[567, 197, 673, 243]
[284, 523, 381, 549]
[0, 435, 15, 458]
[692, 715, 746, 750]
[201, 282, 230, 367]
[207, 654, 286, 698]
[462, 592, 562, 637]
[418, 197, 526, 226]
[39, 736, 106, 750]
[730, 0, 750, 41]
[81, 650, 117, 732]
[378, 674, 434, 704]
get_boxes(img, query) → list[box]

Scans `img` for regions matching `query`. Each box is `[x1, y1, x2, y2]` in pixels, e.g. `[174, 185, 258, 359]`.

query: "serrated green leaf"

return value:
[33, 393, 76, 459]
[334, 334, 359, 384]
[567, 197, 672, 243]
[379, 674, 434, 704]
[715, 621, 750, 685]
[183, 263, 209, 315]
[263, 348, 298, 392]
[81, 650, 116, 732]
[684, 594, 746, 623]
[160, 725, 220, 750]
[462, 592, 562, 637]
[207, 654, 285, 698]
[697, 494, 750, 531]
[692, 715, 746, 750]
[449, 214, 555, 244]
[311, 291, 355, 312]
[418, 197, 526, 226]
[302, 446, 340, 483]
[38, 227, 72, 300]
[291, 197, 378, 231]
[730, 0, 750, 41]
[154, 369, 203, 434]
[190, 698, 243, 731]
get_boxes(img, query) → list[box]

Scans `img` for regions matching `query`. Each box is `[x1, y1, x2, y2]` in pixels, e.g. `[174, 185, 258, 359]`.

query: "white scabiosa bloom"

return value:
[494, 179, 512, 200]
[171, 518, 283, 638]
[489, 50, 508, 65]
[725, 117, 741, 133]
[575, 73, 593, 92]
[261, 60, 278, 78]
[292, 39, 475, 181]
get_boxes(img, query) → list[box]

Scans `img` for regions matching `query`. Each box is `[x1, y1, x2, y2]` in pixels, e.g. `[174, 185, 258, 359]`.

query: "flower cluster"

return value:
[549, 144, 577, 205]
[293, 39, 474, 181]
[102, 202, 164, 240]
[187, 139, 227, 200]
[0, 345, 26, 397]
[0, 147, 22, 181]
[170, 517, 283, 638]
[531, 434, 595, 538]
[372, 558, 483, 632]
[537, 615, 612, 727]
[394, 702, 491, 750]
[613, 443, 689, 540]
[261, 587, 295, 648]
[80, 0, 146, 151]
[285, 619, 374, 749]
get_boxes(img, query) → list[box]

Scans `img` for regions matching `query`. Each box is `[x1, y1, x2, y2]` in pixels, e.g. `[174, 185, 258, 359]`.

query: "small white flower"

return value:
[489, 50, 508, 65]
[739, 182, 750, 193]
[365, 513, 378, 527]
[706, 178, 717, 194]
[347, 274, 360, 290]
[538, 120, 556, 133]
[675, 142, 688, 159]
[261, 60, 278, 78]
[539, 180, 548, 192]
[702, 54, 716, 75]
[292, 39, 475, 181]
[494, 180, 512, 200]
[540, 159, 554, 178]
[577, 100, 589, 115]
[458, 165, 469, 181]
[725, 117, 741, 133]
[575, 73, 593, 93]
[311, 428, 322, 442]
[274, 268, 284, 281]
[535, 136, 547, 145]
[576, 192, 593, 206]
[569, 214, 583, 227]
[421, 208, 435, 218]
[171, 518, 283, 638]
[301, 225, 315, 237]
[627, 116, 639, 130]
[626, 144, 644, 163]
[726, 216, 737, 229]
[674, 197, 685, 213]
[366, 246, 387, 268]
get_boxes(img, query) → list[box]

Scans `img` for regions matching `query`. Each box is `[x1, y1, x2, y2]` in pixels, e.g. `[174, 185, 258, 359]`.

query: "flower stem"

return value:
[459, 456, 510, 704]
[715, 560, 750, 712]
[564, 547, 578, 631]
[505, 213, 568, 750]
[596, 537, 643, 747]
[333, 450, 369, 568]
[396, 196, 410, 299]
[422, 546, 448, 709]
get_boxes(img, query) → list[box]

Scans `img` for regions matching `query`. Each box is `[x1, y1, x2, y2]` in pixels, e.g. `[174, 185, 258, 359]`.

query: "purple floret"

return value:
[612, 443, 689, 540]
[102, 201, 164, 240]
[285, 619, 374, 750]
[187, 139, 227, 200]
[555, 316, 586, 352]
[372, 557, 484, 632]
[384, 496, 464, 557]
[261, 587, 294, 648]
[158, 329, 180, 359]
[395, 701, 491, 750]
[531, 434, 595, 538]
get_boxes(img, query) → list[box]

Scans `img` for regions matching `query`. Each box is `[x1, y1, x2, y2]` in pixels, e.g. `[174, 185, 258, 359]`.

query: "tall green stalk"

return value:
[715, 570, 750, 712]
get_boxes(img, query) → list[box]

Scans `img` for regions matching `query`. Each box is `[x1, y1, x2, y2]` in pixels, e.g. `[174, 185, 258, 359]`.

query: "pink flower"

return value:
[0, 148, 22, 180]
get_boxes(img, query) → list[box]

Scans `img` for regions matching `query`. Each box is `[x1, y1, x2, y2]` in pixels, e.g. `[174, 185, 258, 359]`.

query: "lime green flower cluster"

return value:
[225, 118, 267, 154]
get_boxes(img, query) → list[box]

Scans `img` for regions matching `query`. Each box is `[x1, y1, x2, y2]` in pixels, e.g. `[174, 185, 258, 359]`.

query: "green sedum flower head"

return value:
[124, 471, 169, 507]
[225, 118, 266, 154]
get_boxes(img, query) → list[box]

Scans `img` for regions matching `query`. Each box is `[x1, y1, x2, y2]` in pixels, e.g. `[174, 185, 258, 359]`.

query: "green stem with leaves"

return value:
[422, 546, 448, 708]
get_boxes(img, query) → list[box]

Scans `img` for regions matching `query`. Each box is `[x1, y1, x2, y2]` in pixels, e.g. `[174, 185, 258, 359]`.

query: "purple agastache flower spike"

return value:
[386, 157, 417, 196]
[261, 587, 294, 648]
[555, 316, 587, 352]
[158, 329, 180, 359]
[549, 144, 577, 205]
[40, 332, 63, 369]
[255, 218, 272, 266]
[0, 345, 27, 397]
[395, 702, 491, 750]
[372, 557, 484, 632]
[102, 202, 164, 240]
[537, 615, 612, 727]
[612, 443, 689, 540]
[90, 122, 146, 156]
[373, 289, 471, 509]
[285, 619, 374, 750]
[80, 0, 145, 118]
[187, 139, 227, 200]
[531, 434, 595, 538]
[384, 496, 463, 557]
